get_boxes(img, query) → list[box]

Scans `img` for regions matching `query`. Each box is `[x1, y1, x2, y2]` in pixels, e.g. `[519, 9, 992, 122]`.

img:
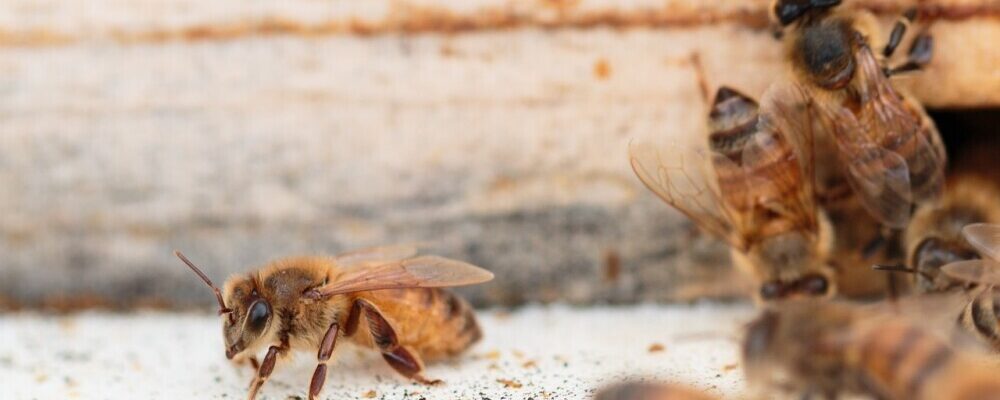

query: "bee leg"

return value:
[308, 322, 340, 400]
[247, 344, 286, 400]
[887, 31, 933, 76]
[883, 7, 917, 58]
[248, 356, 260, 373]
[350, 299, 443, 385]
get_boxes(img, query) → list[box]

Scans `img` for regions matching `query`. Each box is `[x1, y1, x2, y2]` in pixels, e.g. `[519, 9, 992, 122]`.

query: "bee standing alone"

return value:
[175, 245, 493, 400]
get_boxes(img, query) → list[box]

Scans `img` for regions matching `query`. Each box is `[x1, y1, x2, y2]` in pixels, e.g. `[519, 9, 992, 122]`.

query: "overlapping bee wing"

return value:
[963, 223, 1000, 262]
[941, 260, 1000, 286]
[749, 83, 819, 232]
[314, 256, 494, 297]
[807, 43, 945, 229]
[811, 83, 914, 229]
[853, 44, 945, 200]
[332, 244, 420, 267]
[629, 137, 749, 251]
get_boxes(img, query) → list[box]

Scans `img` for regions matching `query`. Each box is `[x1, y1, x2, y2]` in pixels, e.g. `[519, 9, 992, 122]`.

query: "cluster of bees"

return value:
[172, 1, 998, 399]
[606, 0, 1000, 399]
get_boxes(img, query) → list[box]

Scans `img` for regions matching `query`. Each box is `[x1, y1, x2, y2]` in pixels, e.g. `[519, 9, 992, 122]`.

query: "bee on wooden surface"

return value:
[630, 72, 835, 301]
[772, 0, 946, 229]
[743, 299, 1000, 400]
[174, 246, 493, 400]
[594, 382, 718, 400]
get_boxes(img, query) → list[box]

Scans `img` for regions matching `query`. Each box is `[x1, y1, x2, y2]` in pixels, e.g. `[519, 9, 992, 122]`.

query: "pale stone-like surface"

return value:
[0, 304, 752, 399]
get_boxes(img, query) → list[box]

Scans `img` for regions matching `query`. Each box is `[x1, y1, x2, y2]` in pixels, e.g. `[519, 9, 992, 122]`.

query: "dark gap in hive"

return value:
[928, 108, 1000, 183]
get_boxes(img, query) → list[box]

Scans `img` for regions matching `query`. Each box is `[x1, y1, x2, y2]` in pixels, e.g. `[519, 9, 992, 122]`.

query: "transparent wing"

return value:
[815, 97, 913, 228]
[853, 44, 945, 202]
[761, 84, 816, 175]
[844, 143, 913, 228]
[629, 140, 746, 250]
[751, 83, 819, 231]
[941, 259, 1000, 286]
[331, 244, 420, 267]
[313, 256, 494, 297]
[962, 223, 1000, 262]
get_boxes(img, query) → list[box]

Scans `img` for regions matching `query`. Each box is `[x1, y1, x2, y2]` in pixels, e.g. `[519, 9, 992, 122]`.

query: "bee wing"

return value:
[332, 244, 420, 267]
[629, 140, 748, 250]
[815, 98, 913, 228]
[804, 44, 949, 228]
[962, 223, 1000, 262]
[314, 256, 494, 297]
[941, 259, 1000, 286]
[855, 45, 945, 200]
[749, 83, 818, 231]
[759, 83, 815, 187]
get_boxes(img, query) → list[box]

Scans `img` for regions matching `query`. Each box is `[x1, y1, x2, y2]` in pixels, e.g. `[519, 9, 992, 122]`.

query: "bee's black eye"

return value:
[246, 300, 271, 332]
[774, 0, 842, 26]
[760, 282, 784, 300]
[800, 275, 829, 295]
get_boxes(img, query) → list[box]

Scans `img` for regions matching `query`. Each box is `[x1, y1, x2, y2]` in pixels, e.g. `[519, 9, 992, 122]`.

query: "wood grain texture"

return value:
[0, 0, 995, 309]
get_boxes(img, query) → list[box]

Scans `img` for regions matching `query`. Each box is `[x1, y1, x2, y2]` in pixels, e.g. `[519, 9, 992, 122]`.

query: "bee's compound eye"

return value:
[760, 282, 784, 300]
[801, 275, 829, 295]
[246, 300, 271, 332]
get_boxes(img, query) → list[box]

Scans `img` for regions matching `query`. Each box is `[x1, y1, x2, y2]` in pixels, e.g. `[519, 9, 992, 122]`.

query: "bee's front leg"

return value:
[308, 321, 340, 400]
[884, 7, 934, 76]
[247, 343, 287, 400]
[228, 355, 260, 378]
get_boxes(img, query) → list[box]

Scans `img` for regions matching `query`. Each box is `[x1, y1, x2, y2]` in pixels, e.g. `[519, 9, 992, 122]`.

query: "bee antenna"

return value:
[872, 264, 915, 273]
[174, 250, 233, 315]
[872, 264, 935, 281]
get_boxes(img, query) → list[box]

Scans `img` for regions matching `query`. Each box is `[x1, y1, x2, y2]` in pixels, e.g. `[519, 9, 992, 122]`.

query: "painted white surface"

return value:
[0, 303, 752, 399]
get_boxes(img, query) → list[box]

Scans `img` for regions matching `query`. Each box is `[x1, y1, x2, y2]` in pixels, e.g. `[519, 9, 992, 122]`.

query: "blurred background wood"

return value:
[0, 0, 997, 309]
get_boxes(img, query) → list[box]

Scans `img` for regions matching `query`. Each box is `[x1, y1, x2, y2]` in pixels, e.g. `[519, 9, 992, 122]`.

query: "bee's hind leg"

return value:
[347, 299, 443, 385]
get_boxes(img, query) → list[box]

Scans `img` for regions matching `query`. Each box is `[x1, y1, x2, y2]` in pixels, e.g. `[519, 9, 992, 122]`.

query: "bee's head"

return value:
[751, 232, 837, 301]
[772, 0, 842, 26]
[174, 251, 275, 360]
[873, 237, 979, 293]
[757, 273, 834, 301]
[220, 276, 274, 359]
[795, 18, 857, 90]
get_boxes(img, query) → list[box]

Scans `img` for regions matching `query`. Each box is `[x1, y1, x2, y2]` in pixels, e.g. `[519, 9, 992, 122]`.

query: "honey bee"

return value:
[942, 223, 1000, 352]
[594, 382, 718, 400]
[772, 0, 947, 229]
[174, 246, 493, 400]
[630, 77, 835, 301]
[871, 177, 1000, 351]
[743, 299, 1000, 400]
[876, 176, 1000, 293]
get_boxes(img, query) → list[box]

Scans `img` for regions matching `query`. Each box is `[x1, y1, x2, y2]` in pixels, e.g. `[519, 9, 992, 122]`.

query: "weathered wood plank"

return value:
[0, 0, 997, 309]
